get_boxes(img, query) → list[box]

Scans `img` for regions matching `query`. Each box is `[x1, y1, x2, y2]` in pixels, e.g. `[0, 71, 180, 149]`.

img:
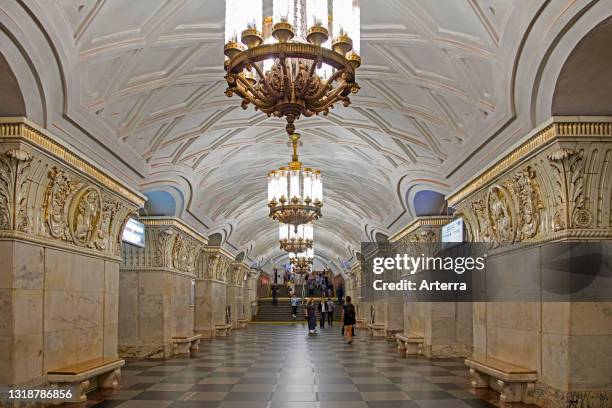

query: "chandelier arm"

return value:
[303, 69, 344, 102]
[280, 56, 292, 103]
[298, 58, 319, 100]
[308, 85, 350, 110]
[234, 75, 275, 105]
[232, 85, 276, 111]
[250, 62, 277, 99]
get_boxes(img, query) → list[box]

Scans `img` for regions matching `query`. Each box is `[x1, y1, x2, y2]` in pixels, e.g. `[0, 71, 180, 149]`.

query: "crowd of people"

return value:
[300, 295, 356, 344]
[268, 268, 356, 344]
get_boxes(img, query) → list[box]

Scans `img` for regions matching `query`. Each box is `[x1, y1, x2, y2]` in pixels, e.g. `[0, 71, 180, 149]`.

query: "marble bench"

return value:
[214, 323, 233, 337]
[172, 334, 202, 356]
[356, 318, 366, 329]
[236, 318, 248, 329]
[367, 323, 386, 338]
[465, 357, 537, 404]
[47, 358, 124, 402]
[395, 333, 424, 357]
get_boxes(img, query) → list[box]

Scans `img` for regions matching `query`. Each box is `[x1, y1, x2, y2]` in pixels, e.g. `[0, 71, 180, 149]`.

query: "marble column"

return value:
[0, 118, 144, 386]
[390, 216, 473, 357]
[118, 217, 206, 358]
[448, 118, 612, 407]
[194, 246, 234, 338]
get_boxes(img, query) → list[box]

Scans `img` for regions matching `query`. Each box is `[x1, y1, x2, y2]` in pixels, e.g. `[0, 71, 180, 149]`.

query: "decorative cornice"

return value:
[447, 119, 612, 207]
[141, 216, 208, 245]
[0, 117, 145, 207]
[390, 216, 453, 243]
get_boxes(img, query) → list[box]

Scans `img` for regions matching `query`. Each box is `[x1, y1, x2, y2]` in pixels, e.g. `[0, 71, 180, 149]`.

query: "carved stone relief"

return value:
[450, 126, 612, 244]
[0, 149, 33, 231]
[0, 143, 139, 257]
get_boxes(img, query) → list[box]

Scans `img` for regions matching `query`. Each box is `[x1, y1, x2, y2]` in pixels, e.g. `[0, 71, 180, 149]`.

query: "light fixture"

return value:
[279, 222, 313, 253]
[268, 133, 322, 229]
[290, 247, 314, 269]
[224, 0, 361, 135]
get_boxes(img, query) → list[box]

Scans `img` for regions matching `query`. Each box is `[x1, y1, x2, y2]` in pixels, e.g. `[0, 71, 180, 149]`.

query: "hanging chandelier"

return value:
[268, 133, 322, 228]
[279, 222, 313, 252]
[290, 247, 314, 269]
[224, 0, 361, 135]
[292, 264, 312, 275]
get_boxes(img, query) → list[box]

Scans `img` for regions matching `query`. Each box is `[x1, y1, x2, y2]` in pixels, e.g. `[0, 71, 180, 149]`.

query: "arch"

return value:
[235, 251, 245, 262]
[531, 3, 612, 124]
[208, 233, 223, 246]
[142, 191, 180, 217]
[412, 190, 448, 217]
[0, 53, 26, 116]
[552, 17, 612, 116]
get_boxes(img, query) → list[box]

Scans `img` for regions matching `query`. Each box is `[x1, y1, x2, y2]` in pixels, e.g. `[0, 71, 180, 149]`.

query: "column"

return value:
[0, 119, 143, 386]
[390, 216, 473, 357]
[118, 217, 206, 358]
[448, 119, 612, 407]
[194, 246, 233, 338]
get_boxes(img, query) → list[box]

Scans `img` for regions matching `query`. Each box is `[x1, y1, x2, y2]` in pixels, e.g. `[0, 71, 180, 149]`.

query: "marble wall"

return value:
[119, 217, 206, 358]
[0, 119, 144, 386]
[448, 119, 612, 406]
[388, 217, 473, 357]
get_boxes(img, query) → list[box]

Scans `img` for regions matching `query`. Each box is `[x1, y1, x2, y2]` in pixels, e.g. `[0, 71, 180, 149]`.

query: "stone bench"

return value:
[214, 323, 233, 337]
[236, 318, 248, 329]
[465, 357, 537, 404]
[172, 334, 202, 356]
[395, 334, 424, 357]
[367, 323, 386, 338]
[356, 318, 366, 329]
[47, 358, 124, 402]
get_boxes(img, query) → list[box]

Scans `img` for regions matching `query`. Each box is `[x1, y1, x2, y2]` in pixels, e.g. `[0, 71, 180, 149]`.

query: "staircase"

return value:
[252, 298, 342, 322]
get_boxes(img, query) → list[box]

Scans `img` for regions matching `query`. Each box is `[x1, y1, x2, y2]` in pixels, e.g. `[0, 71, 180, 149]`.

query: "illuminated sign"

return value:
[122, 218, 145, 248]
[441, 218, 464, 243]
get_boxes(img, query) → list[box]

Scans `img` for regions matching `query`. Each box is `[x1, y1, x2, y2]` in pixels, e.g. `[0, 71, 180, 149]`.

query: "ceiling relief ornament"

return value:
[0, 148, 33, 232]
[448, 120, 612, 244]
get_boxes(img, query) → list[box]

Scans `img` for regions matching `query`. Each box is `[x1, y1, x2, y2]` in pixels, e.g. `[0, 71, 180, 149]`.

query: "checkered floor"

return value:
[85, 324, 527, 408]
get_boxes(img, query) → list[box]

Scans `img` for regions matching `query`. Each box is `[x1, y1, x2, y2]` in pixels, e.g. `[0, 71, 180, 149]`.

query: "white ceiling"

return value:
[4, 0, 611, 272]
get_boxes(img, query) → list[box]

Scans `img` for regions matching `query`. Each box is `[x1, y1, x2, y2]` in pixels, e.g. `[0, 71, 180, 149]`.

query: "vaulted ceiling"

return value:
[3, 0, 610, 273]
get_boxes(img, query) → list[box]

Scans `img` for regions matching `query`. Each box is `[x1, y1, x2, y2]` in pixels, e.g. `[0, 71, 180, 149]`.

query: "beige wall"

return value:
[0, 241, 120, 385]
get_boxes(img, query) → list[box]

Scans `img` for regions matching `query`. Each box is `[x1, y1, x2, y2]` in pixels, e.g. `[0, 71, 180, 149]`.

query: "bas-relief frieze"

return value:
[196, 247, 236, 284]
[0, 145, 141, 258]
[449, 123, 612, 246]
[121, 219, 206, 275]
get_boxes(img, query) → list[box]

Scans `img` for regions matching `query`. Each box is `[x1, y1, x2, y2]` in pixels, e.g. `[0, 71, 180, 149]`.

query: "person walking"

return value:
[342, 296, 356, 344]
[290, 294, 300, 318]
[305, 298, 317, 334]
[271, 284, 279, 306]
[337, 283, 344, 304]
[318, 297, 328, 328]
[326, 297, 335, 326]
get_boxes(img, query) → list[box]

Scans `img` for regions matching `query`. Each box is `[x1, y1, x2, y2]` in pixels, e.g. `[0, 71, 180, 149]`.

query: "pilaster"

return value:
[118, 217, 207, 358]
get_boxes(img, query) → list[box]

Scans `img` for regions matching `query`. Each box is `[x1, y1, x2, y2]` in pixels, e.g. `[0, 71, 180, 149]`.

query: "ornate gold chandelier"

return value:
[279, 222, 313, 253]
[224, 0, 361, 135]
[290, 248, 314, 269]
[268, 133, 322, 229]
